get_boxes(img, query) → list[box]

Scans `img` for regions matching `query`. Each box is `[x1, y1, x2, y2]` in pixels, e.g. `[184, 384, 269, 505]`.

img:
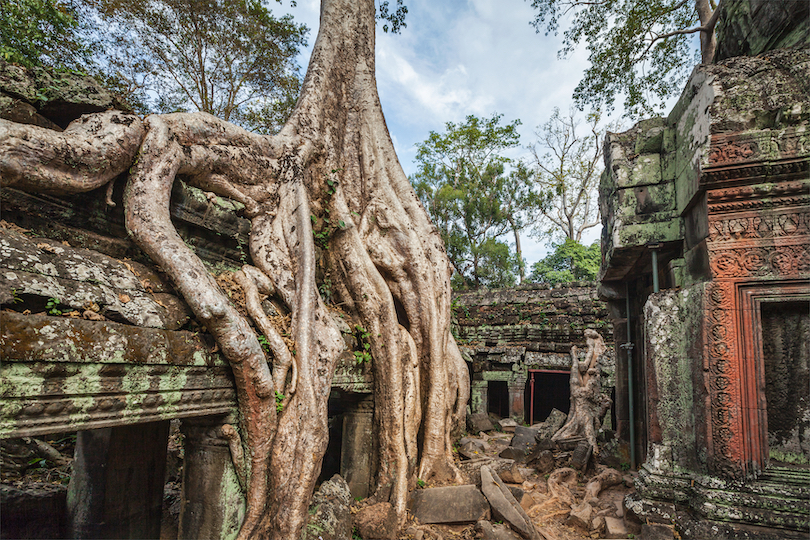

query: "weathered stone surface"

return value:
[476, 520, 522, 540]
[534, 409, 567, 440]
[480, 465, 539, 540]
[0, 59, 125, 128]
[498, 462, 525, 485]
[499, 446, 527, 462]
[641, 523, 675, 540]
[468, 411, 495, 432]
[304, 475, 352, 540]
[178, 416, 245, 540]
[409, 485, 489, 524]
[0, 311, 237, 438]
[527, 449, 555, 474]
[0, 482, 67, 539]
[498, 418, 517, 432]
[566, 502, 593, 531]
[604, 516, 627, 539]
[570, 440, 593, 471]
[715, 0, 810, 61]
[510, 426, 538, 451]
[458, 441, 484, 459]
[0, 229, 189, 329]
[0, 91, 61, 129]
[353, 502, 397, 540]
[591, 514, 606, 535]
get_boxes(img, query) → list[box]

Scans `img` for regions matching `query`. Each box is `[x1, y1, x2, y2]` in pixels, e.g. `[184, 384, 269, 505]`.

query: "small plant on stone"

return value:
[416, 478, 426, 488]
[10, 288, 23, 304]
[275, 391, 285, 414]
[46, 297, 62, 315]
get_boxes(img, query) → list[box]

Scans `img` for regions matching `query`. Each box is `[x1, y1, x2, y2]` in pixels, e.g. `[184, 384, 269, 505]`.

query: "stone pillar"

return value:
[67, 421, 169, 539]
[508, 379, 526, 422]
[340, 396, 375, 499]
[179, 415, 245, 540]
[470, 380, 488, 414]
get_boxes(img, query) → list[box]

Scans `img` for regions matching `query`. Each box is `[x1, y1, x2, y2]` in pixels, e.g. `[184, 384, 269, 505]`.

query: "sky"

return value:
[274, 0, 614, 268]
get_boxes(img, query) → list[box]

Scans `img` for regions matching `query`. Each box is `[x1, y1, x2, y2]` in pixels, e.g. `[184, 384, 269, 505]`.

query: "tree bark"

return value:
[0, 0, 468, 538]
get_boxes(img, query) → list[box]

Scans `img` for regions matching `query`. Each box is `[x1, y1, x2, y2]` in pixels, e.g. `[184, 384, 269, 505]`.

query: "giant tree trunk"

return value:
[0, 0, 469, 538]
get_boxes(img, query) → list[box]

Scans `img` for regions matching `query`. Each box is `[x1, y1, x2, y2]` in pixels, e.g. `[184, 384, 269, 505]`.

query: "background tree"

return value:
[526, 0, 723, 117]
[86, 0, 307, 131]
[529, 107, 609, 243]
[528, 238, 600, 284]
[0, 0, 87, 68]
[1, 1, 469, 537]
[411, 113, 535, 288]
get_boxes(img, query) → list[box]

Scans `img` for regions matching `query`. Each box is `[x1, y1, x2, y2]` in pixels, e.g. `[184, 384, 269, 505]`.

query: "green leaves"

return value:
[527, 238, 600, 284]
[411, 113, 532, 289]
[0, 0, 86, 68]
[527, 0, 708, 118]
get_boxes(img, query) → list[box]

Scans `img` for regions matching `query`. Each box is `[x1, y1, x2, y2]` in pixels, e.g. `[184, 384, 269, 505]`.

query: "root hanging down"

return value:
[0, 1, 469, 538]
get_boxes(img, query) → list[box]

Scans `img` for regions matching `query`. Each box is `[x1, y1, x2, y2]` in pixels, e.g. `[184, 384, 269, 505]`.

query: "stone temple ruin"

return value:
[597, 8, 810, 538]
[1, 1, 809, 538]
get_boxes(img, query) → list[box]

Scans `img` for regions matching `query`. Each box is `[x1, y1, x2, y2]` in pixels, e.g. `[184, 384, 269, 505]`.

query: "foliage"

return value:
[377, 0, 407, 33]
[526, 0, 721, 117]
[411, 113, 534, 289]
[0, 0, 87, 68]
[45, 297, 63, 315]
[85, 0, 307, 131]
[529, 107, 613, 243]
[353, 325, 372, 364]
[527, 238, 600, 284]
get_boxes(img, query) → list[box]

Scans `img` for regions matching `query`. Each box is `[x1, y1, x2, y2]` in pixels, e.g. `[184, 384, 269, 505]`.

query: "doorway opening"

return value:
[761, 300, 810, 468]
[487, 380, 509, 419]
[524, 370, 570, 426]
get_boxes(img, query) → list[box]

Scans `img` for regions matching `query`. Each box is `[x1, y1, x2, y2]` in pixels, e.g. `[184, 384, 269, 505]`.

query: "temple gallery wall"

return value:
[1, 1, 809, 537]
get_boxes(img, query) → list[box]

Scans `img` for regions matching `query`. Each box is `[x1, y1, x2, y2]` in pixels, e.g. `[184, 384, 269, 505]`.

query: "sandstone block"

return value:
[410, 485, 489, 524]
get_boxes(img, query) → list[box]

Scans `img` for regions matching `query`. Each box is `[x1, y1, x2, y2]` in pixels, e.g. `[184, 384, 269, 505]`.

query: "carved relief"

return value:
[705, 282, 737, 466]
[710, 139, 759, 164]
[708, 244, 809, 279]
[708, 209, 810, 243]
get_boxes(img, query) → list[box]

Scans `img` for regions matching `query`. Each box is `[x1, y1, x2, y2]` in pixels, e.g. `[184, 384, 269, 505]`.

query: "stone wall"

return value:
[453, 283, 614, 424]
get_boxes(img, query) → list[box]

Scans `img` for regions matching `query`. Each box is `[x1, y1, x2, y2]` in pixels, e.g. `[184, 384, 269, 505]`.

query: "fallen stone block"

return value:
[570, 440, 593, 471]
[353, 502, 397, 540]
[526, 449, 554, 474]
[476, 520, 522, 540]
[566, 501, 593, 531]
[409, 485, 489, 524]
[498, 462, 525, 484]
[591, 514, 606, 535]
[459, 439, 488, 459]
[509, 426, 538, 451]
[641, 523, 675, 540]
[304, 474, 352, 540]
[480, 465, 540, 540]
[498, 446, 527, 462]
[468, 412, 495, 432]
[497, 418, 517, 432]
[604, 516, 628, 539]
[534, 409, 567, 440]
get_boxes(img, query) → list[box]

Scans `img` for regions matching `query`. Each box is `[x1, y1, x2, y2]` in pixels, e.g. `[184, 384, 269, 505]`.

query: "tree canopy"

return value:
[0, 0, 87, 68]
[410, 113, 536, 289]
[529, 107, 609, 243]
[85, 0, 307, 132]
[528, 238, 600, 284]
[526, 0, 722, 117]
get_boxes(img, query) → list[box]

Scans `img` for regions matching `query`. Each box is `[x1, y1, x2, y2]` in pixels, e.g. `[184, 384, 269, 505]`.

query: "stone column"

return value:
[67, 421, 169, 539]
[470, 380, 488, 415]
[179, 415, 245, 540]
[340, 395, 375, 499]
[508, 379, 527, 422]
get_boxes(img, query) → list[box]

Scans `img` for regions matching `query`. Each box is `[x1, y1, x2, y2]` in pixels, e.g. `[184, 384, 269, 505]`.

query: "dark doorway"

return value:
[525, 370, 570, 425]
[761, 301, 810, 467]
[487, 380, 510, 419]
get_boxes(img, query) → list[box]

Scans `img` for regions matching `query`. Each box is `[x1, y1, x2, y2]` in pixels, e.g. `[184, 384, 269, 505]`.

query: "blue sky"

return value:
[276, 0, 608, 267]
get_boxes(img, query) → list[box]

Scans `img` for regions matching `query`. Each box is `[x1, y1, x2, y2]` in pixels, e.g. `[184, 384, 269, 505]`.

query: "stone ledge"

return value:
[0, 312, 236, 438]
